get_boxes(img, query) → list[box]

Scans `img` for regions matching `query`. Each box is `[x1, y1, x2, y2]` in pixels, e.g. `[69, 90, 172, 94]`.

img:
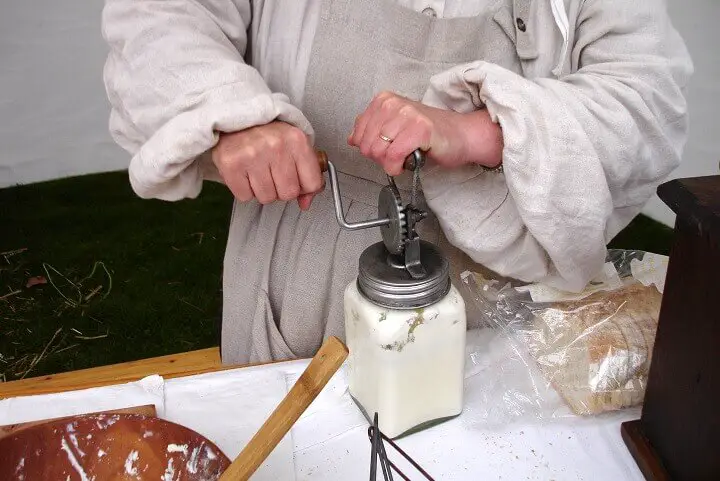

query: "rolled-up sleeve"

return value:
[102, 0, 313, 200]
[420, 0, 693, 292]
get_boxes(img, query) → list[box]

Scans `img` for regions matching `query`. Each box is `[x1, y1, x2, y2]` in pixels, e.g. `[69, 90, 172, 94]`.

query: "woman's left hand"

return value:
[348, 91, 504, 175]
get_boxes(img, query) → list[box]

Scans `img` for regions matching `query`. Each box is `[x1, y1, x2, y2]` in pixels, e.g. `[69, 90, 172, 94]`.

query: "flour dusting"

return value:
[162, 458, 176, 481]
[69, 433, 85, 457]
[143, 430, 154, 438]
[15, 457, 25, 480]
[97, 449, 107, 458]
[186, 445, 201, 474]
[94, 414, 121, 431]
[124, 450, 139, 476]
[167, 444, 188, 455]
[204, 445, 217, 460]
[104, 415, 120, 428]
[66, 423, 86, 457]
[61, 437, 90, 481]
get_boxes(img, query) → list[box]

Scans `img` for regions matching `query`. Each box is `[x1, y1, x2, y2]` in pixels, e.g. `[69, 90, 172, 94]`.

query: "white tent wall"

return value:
[0, 0, 717, 227]
[640, 0, 720, 226]
[0, 0, 128, 187]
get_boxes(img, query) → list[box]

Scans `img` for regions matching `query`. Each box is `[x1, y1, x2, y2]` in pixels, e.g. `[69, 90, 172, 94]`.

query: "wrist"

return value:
[460, 110, 504, 169]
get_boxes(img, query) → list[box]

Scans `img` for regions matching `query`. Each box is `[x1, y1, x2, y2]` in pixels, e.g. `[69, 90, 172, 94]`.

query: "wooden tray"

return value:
[0, 404, 157, 441]
[0, 412, 230, 480]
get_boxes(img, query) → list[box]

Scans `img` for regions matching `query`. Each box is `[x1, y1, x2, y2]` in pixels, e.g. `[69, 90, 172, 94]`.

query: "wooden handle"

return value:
[316, 149, 329, 173]
[219, 336, 348, 481]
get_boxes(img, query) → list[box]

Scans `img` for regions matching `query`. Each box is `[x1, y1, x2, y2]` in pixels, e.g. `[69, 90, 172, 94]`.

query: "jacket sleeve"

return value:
[419, 0, 693, 292]
[102, 0, 313, 201]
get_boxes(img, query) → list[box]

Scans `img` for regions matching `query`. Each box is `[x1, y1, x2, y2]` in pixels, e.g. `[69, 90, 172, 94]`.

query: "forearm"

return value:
[458, 110, 504, 169]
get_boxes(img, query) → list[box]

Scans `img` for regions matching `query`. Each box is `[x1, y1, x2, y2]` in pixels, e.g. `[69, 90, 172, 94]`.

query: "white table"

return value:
[0, 329, 645, 480]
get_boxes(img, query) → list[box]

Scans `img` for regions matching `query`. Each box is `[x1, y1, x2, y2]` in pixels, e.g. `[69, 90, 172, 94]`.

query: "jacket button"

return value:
[422, 7, 437, 17]
[516, 17, 527, 32]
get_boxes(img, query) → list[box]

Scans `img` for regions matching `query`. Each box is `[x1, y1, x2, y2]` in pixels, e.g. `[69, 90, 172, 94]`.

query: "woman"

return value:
[101, 0, 693, 364]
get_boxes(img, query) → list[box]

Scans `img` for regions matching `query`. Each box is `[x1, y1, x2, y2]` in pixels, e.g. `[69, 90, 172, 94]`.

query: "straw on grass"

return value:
[42, 260, 113, 308]
[1, 248, 28, 264]
[0, 289, 21, 301]
[16, 327, 63, 380]
[54, 344, 79, 355]
[75, 333, 109, 341]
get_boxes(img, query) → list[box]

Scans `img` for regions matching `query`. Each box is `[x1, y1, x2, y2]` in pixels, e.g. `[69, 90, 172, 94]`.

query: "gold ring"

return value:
[379, 134, 393, 142]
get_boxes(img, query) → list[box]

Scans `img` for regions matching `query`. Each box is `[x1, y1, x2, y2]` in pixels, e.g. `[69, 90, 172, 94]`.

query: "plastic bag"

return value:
[459, 249, 668, 424]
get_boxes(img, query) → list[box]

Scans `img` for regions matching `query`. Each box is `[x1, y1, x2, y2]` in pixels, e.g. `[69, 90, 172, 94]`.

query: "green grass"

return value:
[608, 214, 675, 256]
[0, 171, 233, 381]
[0, 170, 675, 380]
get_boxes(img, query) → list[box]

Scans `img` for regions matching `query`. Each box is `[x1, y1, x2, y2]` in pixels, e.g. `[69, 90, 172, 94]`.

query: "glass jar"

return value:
[344, 240, 466, 438]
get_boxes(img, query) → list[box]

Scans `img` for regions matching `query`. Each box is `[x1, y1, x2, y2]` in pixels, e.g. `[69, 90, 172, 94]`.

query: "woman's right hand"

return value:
[212, 121, 324, 210]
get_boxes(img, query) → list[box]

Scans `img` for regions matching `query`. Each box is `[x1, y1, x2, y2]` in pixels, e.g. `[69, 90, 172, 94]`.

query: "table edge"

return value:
[0, 347, 289, 400]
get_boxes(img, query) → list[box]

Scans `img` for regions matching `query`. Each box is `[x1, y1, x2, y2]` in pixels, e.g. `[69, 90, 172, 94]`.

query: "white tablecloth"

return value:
[0, 329, 645, 480]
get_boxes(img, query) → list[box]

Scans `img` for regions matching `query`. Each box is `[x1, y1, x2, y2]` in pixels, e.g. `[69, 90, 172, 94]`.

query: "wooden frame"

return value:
[0, 347, 231, 399]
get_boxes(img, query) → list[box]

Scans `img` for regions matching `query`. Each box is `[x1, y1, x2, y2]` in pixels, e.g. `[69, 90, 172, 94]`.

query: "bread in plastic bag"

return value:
[525, 281, 661, 415]
[459, 249, 668, 421]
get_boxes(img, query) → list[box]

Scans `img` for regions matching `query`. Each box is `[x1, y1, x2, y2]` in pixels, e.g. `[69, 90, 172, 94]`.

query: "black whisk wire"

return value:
[368, 413, 435, 481]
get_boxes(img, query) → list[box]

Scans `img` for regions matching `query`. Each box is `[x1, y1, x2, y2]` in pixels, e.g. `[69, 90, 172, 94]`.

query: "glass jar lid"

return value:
[357, 240, 450, 309]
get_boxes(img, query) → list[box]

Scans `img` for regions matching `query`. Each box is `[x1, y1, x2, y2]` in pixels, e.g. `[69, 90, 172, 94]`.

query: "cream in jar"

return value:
[344, 241, 467, 438]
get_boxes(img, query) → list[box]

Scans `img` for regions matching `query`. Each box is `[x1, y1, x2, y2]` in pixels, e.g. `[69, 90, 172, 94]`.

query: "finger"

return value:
[366, 114, 409, 170]
[292, 134, 324, 195]
[298, 172, 325, 211]
[270, 154, 301, 202]
[248, 166, 278, 204]
[358, 94, 402, 157]
[226, 171, 254, 202]
[297, 193, 315, 211]
[385, 122, 431, 176]
[349, 111, 373, 149]
[349, 91, 393, 147]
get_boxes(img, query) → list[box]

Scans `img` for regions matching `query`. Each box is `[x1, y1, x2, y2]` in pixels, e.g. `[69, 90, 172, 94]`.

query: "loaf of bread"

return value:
[527, 281, 662, 415]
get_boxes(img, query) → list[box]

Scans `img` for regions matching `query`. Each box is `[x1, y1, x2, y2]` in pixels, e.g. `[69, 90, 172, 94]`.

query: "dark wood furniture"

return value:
[622, 176, 720, 480]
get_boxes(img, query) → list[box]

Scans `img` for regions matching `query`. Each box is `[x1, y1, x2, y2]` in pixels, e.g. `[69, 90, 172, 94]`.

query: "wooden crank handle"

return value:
[218, 336, 348, 481]
[316, 149, 329, 173]
[315, 149, 424, 173]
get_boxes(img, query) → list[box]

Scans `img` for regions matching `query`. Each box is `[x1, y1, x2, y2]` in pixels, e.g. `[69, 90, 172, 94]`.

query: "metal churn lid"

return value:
[357, 240, 450, 309]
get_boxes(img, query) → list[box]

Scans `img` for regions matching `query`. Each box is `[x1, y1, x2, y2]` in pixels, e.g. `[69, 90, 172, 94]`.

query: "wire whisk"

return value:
[368, 413, 435, 481]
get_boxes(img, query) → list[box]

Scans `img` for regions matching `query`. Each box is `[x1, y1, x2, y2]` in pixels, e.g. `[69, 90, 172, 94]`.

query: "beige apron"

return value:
[221, 0, 525, 364]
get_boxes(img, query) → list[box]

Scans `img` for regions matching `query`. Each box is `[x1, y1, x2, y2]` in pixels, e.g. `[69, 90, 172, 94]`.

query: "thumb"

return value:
[297, 193, 316, 211]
